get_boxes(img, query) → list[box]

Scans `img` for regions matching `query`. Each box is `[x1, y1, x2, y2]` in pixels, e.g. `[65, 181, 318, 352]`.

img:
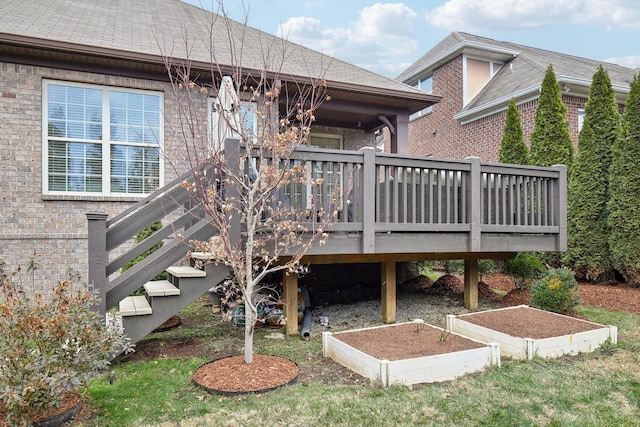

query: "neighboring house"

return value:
[397, 32, 636, 162]
[0, 0, 437, 293]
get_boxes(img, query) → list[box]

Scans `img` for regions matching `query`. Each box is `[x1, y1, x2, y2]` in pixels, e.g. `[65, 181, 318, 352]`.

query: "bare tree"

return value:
[161, 5, 345, 363]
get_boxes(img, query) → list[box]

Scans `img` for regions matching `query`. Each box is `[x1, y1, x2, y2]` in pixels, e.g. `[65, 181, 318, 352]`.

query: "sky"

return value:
[185, 0, 640, 78]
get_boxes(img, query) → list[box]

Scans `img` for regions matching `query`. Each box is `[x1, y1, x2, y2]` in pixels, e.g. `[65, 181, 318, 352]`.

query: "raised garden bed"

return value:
[446, 305, 618, 360]
[322, 320, 500, 387]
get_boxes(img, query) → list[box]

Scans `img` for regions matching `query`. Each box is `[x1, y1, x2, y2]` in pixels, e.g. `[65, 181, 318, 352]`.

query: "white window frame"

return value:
[577, 108, 586, 132]
[410, 74, 433, 120]
[42, 79, 164, 196]
[462, 55, 504, 106]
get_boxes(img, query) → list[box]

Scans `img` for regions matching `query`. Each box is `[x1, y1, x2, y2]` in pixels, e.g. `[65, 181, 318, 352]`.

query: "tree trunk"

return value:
[243, 299, 256, 364]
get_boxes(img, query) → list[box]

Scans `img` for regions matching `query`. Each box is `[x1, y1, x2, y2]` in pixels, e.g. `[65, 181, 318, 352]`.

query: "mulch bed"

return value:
[193, 354, 299, 394]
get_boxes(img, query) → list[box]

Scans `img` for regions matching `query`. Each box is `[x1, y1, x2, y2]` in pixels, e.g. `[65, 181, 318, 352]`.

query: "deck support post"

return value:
[464, 259, 479, 310]
[381, 261, 396, 323]
[283, 272, 299, 336]
[86, 212, 109, 319]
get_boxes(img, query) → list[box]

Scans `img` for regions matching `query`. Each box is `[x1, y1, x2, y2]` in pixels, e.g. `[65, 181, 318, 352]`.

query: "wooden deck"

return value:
[87, 139, 566, 337]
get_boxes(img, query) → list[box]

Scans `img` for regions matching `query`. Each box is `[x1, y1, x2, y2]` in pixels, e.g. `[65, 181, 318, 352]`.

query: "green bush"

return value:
[608, 73, 640, 286]
[529, 64, 574, 169]
[505, 253, 545, 289]
[478, 259, 496, 282]
[499, 98, 529, 165]
[442, 260, 463, 275]
[531, 268, 580, 314]
[565, 66, 620, 283]
[0, 263, 131, 425]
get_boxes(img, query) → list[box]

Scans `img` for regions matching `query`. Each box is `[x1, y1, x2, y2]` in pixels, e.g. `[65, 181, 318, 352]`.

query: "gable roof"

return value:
[398, 32, 635, 123]
[0, 0, 440, 131]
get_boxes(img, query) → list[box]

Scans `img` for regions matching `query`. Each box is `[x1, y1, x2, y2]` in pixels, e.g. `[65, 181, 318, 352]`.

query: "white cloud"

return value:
[425, 0, 640, 32]
[277, 3, 419, 77]
[604, 55, 640, 69]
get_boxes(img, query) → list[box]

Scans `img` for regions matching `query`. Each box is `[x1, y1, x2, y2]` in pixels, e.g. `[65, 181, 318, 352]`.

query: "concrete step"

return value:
[166, 265, 207, 278]
[143, 280, 180, 296]
[119, 295, 152, 316]
[190, 251, 216, 260]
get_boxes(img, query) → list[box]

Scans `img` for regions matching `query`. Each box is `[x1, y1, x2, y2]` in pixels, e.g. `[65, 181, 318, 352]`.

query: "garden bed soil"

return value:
[455, 305, 602, 339]
[333, 321, 486, 360]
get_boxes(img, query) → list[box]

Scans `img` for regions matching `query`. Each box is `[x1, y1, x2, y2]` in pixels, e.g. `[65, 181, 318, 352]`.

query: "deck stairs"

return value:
[116, 258, 229, 345]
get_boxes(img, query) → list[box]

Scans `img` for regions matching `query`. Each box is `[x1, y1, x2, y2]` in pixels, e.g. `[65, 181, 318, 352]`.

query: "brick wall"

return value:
[0, 61, 204, 293]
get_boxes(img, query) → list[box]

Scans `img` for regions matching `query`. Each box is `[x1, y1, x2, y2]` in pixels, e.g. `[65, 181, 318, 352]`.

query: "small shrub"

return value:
[478, 259, 496, 282]
[442, 260, 463, 275]
[0, 263, 131, 425]
[531, 268, 580, 314]
[505, 253, 545, 289]
[418, 262, 442, 281]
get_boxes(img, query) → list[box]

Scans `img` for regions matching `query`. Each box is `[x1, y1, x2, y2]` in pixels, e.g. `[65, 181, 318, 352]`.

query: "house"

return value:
[1, 3, 567, 343]
[0, 0, 436, 288]
[397, 32, 636, 162]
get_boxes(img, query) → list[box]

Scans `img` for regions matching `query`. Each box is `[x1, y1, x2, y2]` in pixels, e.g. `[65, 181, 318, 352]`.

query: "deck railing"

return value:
[246, 141, 566, 253]
[88, 138, 566, 314]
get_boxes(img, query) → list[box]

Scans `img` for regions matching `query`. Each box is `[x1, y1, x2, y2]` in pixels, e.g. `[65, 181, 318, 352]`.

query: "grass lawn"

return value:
[77, 301, 640, 427]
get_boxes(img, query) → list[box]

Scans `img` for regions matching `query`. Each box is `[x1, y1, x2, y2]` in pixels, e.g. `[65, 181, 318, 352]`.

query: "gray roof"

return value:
[398, 32, 636, 116]
[0, 0, 430, 102]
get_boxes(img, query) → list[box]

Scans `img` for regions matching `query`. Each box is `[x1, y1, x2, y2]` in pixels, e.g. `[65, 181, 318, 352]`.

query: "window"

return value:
[463, 57, 503, 106]
[410, 74, 433, 120]
[209, 99, 257, 150]
[577, 108, 586, 132]
[308, 133, 342, 150]
[43, 81, 162, 195]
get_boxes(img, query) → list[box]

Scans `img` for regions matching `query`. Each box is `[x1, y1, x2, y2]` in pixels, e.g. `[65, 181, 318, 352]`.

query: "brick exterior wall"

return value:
[405, 56, 627, 163]
[0, 61, 375, 293]
[0, 62, 175, 293]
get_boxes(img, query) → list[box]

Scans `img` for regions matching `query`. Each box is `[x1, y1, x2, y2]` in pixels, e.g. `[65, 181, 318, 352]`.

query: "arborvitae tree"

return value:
[499, 98, 529, 164]
[529, 65, 574, 168]
[608, 73, 640, 286]
[565, 66, 620, 282]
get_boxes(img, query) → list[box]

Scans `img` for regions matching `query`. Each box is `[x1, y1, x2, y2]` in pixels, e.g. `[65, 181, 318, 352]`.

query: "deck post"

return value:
[381, 261, 396, 323]
[553, 164, 568, 251]
[464, 258, 479, 310]
[362, 147, 375, 253]
[466, 156, 482, 252]
[86, 212, 109, 318]
[283, 272, 299, 335]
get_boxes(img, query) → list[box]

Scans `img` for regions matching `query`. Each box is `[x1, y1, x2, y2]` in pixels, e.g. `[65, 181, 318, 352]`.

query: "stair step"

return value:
[166, 265, 207, 278]
[119, 296, 152, 316]
[143, 280, 180, 296]
[191, 251, 216, 260]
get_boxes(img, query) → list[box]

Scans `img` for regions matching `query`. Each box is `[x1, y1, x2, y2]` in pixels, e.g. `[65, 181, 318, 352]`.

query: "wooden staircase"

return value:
[117, 262, 230, 345]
